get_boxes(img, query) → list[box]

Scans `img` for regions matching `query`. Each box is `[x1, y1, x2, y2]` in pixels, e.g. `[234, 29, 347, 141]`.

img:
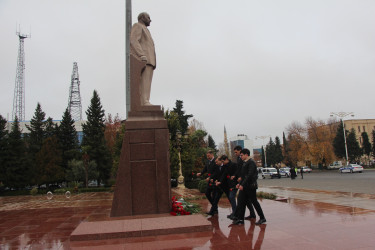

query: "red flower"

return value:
[208, 174, 211, 176]
[227, 175, 230, 179]
[170, 212, 177, 216]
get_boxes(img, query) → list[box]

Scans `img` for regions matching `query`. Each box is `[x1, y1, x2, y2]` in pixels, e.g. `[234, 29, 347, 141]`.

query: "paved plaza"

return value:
[1, 173, 375, 249]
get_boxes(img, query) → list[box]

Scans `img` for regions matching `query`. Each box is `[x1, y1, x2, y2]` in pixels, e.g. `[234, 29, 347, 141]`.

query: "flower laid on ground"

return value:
[171, 196, 200, 216]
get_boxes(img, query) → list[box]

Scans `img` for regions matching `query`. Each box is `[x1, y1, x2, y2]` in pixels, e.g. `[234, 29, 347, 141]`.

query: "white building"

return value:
[230, 134, 254, 156]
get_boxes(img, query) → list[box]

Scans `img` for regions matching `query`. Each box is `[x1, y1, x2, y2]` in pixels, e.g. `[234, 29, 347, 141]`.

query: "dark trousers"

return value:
[205, 186, 217, 210]
[228, 188, 237, 214]
[236, 188, 265, 220]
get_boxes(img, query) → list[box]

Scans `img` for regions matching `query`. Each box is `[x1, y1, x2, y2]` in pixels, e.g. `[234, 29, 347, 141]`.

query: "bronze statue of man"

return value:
[130, 12, 156, 106]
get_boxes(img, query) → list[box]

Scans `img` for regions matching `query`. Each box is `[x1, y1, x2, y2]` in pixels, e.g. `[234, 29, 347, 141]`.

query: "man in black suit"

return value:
[214, 155, 237, 218]
[232, 146, 256, 220]
[232, 148, 266, 225]
[197, 150, 218, 214]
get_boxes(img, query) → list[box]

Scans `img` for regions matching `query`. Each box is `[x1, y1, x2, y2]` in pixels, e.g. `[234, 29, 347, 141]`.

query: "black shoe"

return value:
[255, 218, 267, 225]
[232, 219, 244, 225]
[245, 215, 256, 220]
[227, 214, 233, 219]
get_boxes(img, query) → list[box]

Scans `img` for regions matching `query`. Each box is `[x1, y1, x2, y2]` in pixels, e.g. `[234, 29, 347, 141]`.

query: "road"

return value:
[258, 169, 375, 194]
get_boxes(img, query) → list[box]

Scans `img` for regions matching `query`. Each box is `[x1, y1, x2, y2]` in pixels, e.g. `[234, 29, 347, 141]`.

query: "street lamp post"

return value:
[256, 135, 271, 167]
[176, 131, 188, 189]
[330, 112, 354, 166]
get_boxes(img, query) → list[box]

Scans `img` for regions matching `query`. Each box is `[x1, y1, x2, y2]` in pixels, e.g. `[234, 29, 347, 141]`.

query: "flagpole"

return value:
[125, 0, 132, 118]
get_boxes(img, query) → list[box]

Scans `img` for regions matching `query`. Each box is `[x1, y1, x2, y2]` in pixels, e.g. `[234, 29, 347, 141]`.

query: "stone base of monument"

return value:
[70, 214, 212, 241]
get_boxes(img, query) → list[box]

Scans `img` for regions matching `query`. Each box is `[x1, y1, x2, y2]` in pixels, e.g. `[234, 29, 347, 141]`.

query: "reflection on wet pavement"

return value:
[259, 186, 375, 212]
[0, 188, 375, 249]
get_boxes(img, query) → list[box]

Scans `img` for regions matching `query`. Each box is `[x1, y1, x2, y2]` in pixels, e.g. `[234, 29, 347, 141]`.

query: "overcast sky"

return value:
[1, 0, 375, 146]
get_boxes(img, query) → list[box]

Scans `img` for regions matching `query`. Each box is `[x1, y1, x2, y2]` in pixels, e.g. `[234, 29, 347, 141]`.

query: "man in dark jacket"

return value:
[232, 148, 266, 225]
[215, 155, 237, 218]
[232, 146, 255, 220]
[197, 150, 218, 214]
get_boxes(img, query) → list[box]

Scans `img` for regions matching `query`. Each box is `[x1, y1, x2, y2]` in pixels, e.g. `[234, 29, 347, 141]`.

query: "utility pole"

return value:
[224, 125, 230, 157]
[125, 0, 132, 117]
[68, 62, 83, 121]
[330, 112, 354, 166]
[12, 29, 30, 121]
[256, 135, 271, 167]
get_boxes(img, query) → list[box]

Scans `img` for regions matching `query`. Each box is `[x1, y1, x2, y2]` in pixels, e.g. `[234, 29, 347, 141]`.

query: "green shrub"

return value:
[185, 179, 201, 189]
[198, 180, 208, 193]
[257, 191, 277, 200]
[79, 187, 111, 193]
[30, 187, 38, 196]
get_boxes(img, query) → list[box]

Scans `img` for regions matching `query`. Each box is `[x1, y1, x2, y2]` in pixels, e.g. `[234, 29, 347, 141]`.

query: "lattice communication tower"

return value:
[12, 31, 29, 121]
[68, 62, 82, 121]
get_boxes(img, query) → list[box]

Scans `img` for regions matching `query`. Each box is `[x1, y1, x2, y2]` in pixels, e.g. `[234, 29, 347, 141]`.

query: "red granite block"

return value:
[129, 129, 154, 143]
[70, 215, 212, 241]
[130, 143, 155, 161]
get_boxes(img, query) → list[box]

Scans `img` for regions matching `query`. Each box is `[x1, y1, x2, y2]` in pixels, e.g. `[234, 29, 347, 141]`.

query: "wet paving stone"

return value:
[0, 188, 375, 249]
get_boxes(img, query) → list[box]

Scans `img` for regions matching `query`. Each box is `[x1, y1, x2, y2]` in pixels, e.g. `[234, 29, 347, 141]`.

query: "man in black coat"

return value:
[232, 145, 256, 220]
[197, 150, 218, 214]
[214, 155, 237, 218]
[232, 148, 266, 225]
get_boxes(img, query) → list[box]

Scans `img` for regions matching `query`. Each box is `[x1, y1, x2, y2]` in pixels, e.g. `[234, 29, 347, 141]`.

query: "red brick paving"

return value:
[1, 189, 375, 249]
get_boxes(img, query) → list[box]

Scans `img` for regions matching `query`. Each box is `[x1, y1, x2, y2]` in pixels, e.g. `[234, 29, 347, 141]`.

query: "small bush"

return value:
[185, 179, 201, 189]
[30, 187, 38, 196]
[257, 191, 277, 200]
[79, 187, 111, 193]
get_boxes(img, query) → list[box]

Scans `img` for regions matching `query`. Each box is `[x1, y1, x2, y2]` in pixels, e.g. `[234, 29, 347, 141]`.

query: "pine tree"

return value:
[58, 108, 80, 176]
[274, 136, 283, 164]
[207, 134, 217, 151]
[372, 130, 375, 158]
[346, 128, 362, 163]
[82, 90, 112, 185]
[35, 136, 64, 185]
[361, 132, 372, 165]
[173, 100, 193, 135]
[4, 117, 29, 188]
[282, 132, 291, 166]
[0, 115, 8, 184]
[332, 121, 347, 159]
[26, 103, 47, 151]
[45, 117, 57, 138]
[266, 137, 275, 166]
[26, 103, 47, 185]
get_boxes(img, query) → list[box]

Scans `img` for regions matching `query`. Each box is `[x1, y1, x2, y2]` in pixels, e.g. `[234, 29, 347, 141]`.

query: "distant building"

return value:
[6, 120, 84, 144]
[342, 119, 375, 146]
[230, 134, 254, 160]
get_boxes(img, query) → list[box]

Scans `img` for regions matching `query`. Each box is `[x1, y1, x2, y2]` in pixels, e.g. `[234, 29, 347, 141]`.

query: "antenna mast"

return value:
[68, 62, 83, 121]
[12, 29, 29, 121]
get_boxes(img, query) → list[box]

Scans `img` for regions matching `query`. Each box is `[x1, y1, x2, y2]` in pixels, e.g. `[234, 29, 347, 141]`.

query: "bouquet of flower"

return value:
[170, 196, 200, 216]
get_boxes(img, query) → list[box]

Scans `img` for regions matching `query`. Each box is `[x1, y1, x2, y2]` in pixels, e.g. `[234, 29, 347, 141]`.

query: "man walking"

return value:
[232, 148, 266, 225]
[215, 155, 238, 219]
[232, 146, 255, 219]
[197, 150, 218, 214]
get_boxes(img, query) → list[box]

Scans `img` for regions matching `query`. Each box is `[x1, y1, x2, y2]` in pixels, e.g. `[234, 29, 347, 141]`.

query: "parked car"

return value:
[339, 164, 364, 173]
[280, 167, 291, 177]
[261, 168, 279, 179]
[327, 161, 343, 170]
[281, 167, 298, 176]
[298, 167, 312, 173]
